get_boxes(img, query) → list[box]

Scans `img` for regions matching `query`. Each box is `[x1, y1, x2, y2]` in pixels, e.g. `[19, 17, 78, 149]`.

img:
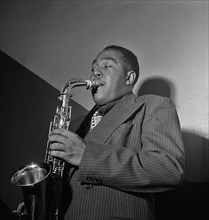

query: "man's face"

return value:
[91, 49, 129, 106]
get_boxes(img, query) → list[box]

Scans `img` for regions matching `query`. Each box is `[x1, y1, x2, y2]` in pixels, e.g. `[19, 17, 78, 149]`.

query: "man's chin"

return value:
[92, 93, 106, 106]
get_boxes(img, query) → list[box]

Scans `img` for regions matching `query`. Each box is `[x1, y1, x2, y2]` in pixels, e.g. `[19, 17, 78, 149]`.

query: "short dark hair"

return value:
[103, 45, 139, 85]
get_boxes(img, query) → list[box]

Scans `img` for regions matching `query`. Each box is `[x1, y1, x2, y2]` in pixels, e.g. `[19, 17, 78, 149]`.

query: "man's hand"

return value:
[48, 128, 86, 166]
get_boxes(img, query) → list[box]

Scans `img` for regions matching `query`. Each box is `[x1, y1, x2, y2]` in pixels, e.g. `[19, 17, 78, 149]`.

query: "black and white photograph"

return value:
[0, 1, 208, 220]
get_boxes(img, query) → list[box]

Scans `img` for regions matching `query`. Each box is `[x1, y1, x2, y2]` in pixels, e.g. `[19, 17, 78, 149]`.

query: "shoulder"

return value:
[135, 94, 174, 106]
[121, 93, 176, 112]
[132, 94, 177, 115]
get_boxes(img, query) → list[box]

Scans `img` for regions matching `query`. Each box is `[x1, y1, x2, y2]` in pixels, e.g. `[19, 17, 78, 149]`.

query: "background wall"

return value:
[0, 0, 208, 219]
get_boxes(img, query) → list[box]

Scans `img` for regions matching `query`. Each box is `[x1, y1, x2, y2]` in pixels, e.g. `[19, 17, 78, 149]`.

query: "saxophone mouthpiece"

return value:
[85, 80, 101, 89]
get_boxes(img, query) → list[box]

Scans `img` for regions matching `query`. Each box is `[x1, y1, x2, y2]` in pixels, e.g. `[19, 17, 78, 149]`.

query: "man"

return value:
[49, 45, 185, 220]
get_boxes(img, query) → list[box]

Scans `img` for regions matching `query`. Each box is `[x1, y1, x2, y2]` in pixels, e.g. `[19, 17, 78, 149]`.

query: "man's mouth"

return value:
[92, 80, 105, 94]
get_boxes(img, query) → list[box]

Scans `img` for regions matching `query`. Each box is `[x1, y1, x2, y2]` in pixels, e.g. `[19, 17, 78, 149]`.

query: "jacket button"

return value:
[85, 184, 92, 189]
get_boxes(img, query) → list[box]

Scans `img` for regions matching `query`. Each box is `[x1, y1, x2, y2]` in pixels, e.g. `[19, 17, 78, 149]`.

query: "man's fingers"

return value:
[49, 134, 65, 143]
[49, 148, 65, 158]
[49, 142, 65, 151]
[51, 128, 73, 137]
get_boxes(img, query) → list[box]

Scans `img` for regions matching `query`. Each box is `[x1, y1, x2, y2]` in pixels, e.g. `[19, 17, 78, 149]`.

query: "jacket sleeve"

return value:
[77, 96, 185, 193]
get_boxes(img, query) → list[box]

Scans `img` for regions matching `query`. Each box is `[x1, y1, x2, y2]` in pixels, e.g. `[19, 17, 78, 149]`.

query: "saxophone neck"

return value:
[61, 78, 81, 94]
[60, 78, 99, 95]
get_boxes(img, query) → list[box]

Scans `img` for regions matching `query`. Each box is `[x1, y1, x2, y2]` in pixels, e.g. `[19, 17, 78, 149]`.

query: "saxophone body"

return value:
[11, 78, 98, 220]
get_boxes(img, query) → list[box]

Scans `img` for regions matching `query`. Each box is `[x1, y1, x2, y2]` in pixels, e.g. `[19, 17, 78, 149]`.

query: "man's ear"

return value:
[126, 71, 136, 85]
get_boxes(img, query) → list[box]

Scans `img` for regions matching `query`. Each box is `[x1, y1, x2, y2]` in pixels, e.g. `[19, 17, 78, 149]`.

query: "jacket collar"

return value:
[84, 92, 144, 143]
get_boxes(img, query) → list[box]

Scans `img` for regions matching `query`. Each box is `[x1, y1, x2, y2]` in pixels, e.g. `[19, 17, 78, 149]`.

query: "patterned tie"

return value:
[90, 110, 102, 131]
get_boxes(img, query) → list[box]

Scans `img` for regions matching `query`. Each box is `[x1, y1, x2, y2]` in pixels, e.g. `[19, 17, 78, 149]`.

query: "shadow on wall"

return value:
[136, 77, 175, 100]
[136, 77, 209, 220]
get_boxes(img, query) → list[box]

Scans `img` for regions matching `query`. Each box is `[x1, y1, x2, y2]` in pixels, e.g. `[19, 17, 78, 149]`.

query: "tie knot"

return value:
[94, 110, 101, 117]
[90, 110, 102, 131]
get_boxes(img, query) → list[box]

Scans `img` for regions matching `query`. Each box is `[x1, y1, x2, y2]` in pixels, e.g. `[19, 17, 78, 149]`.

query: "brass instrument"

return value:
[10, 78, 99, 220]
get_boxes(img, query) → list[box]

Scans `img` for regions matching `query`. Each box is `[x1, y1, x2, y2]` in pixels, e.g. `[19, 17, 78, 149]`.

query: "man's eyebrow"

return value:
[92, 57, 117, 66]
[103, 56, 117, 64]
[92, 59, 96, 66]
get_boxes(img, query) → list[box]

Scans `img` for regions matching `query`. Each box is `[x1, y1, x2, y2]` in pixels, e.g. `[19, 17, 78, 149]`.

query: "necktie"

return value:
[90, 110, 102, 131]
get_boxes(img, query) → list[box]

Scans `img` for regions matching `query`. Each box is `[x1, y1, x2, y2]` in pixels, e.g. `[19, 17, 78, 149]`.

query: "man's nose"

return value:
[93, 68, 102, 77]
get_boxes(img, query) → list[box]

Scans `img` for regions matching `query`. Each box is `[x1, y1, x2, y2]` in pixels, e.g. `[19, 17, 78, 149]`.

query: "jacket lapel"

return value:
[84, 93, 144, 143]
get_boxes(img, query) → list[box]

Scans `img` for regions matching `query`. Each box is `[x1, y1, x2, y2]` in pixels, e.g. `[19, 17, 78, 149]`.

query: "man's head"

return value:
[91, 45, 139, 106]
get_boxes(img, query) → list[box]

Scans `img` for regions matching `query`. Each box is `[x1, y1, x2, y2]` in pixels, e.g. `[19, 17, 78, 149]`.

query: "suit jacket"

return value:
[64, 93, 185, 220]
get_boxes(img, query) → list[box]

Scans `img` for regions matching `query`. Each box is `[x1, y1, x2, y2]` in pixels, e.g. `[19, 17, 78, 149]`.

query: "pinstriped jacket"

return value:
[64, 92, 185, 220]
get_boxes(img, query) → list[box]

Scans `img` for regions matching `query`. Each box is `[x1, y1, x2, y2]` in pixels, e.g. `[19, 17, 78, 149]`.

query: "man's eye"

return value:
[104, 65, 112, 69]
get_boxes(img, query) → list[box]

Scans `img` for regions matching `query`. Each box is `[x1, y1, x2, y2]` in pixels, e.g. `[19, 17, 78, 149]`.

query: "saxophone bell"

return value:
[11, 162, 51, 220]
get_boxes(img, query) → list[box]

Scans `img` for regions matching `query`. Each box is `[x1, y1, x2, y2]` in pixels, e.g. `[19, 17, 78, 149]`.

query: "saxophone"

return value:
[10, 78, 99, 220]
